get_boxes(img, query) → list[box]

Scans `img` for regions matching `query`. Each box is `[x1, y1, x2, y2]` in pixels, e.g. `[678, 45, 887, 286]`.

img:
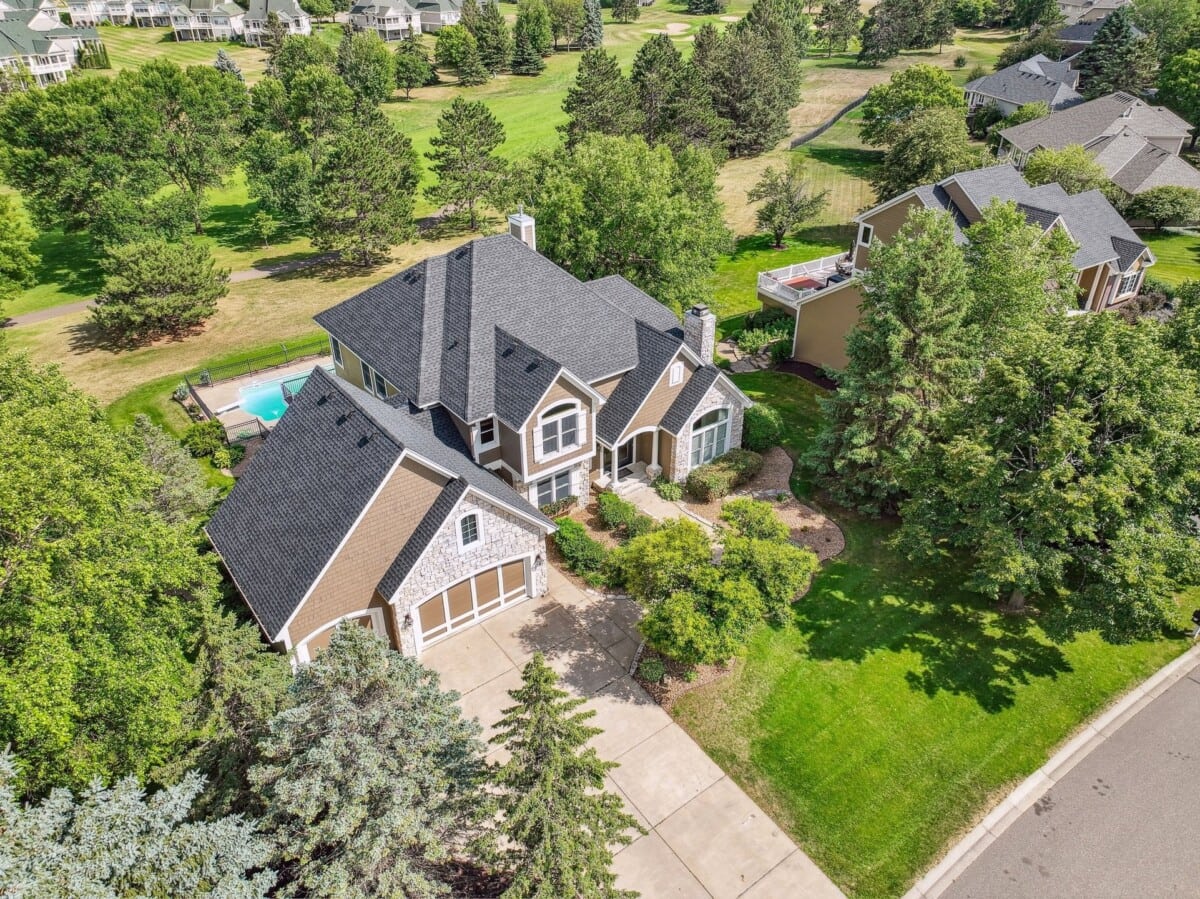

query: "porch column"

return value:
[611, 445, 619, 486]
[651, 429, 659, 468]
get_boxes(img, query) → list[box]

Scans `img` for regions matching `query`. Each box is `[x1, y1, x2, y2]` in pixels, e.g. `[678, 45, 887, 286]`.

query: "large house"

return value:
[1057, 0, 1128, 26]
[207, 214, 751, 662]
[964, 54, 1083, 117]
[170, 0, 244, 41]
[349, 0, 421, 41]
[132, 0, 173, 25]
[758, 164, 1154, 371]
[998, 92, 1200, 197]
[242, 0, 309, 46]
[412, 0, 458, 31]
[0, 0, 102, 85]
[66, 0, 133, 26]
[1056, 14, 1142, 54]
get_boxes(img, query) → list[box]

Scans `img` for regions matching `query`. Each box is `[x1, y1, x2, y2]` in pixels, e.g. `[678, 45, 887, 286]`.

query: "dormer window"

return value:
[669, 361, 684, 387]
[477, 416, 498, 450]
[540, 402, 580, 457]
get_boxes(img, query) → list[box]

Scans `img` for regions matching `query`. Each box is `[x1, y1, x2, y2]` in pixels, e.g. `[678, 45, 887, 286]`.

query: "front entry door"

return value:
[617, 440, 634, 474]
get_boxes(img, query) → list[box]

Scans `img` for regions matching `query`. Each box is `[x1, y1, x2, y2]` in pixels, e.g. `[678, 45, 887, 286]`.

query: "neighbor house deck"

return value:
[756, 253, 855, 308]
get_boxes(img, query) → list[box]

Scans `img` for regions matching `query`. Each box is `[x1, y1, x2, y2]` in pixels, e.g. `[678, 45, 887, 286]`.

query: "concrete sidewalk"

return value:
[422, 566, 846, 899]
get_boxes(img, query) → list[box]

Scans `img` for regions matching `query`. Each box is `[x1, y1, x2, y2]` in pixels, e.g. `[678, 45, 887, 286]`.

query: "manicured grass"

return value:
[1142, 229, 1200, 287]
[97, 23, 272, 80]
[671, 371, 1187, 899]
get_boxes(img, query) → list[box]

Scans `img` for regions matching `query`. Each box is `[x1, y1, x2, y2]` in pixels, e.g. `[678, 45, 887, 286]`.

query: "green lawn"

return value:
[1143, 229, 1200, 287]
[672, 370, 1187, 899]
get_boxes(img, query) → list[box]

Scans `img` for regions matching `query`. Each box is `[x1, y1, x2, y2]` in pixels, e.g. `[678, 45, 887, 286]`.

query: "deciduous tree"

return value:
[860, 63, 966, 146]
[747, 156, 829, 248]
[1023, 144, 1115, 197]
[491, 654, 642, 898]
[872, 107, 981, 199]
[1131, 0, 1199, 60]
[336, 27, 395, 110]
[548, 0, 585, 49]
[0, 194, 37, 307]
[1128, 185, 1200, 230]
[426, 97, 509, 230]
[815, 0, 859, 54]
[1158, 50, 1200, 149]
[612, 0, 638, 23]
[515, 0, 553, 56]
[395, 35, 435, 96]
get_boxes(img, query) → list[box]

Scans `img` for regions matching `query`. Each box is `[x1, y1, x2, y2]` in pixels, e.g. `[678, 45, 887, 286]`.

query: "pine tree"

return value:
[1075, 7, 1159, 98]
[815, 0, 858, 55]
[807, 207, 973, 514]
[426, 97, 509, 230]
[631, 33, 682, 144]
[580, 0, 603, 48]
[474, 0, 513, 72]
[560, 49, 643, 147]
[394, 35, 435, 98]
[510, 26, 546, 73]
[262, 12, 290, 73]
[491, 654, 643, 899]
[612, 0, 638, 23]
[460, 0, 482, 32]
[252, 626, 492, 897]
[214, 47, 244, 80]
[515, 0, 554, 56]
[457, 41, 491, 84]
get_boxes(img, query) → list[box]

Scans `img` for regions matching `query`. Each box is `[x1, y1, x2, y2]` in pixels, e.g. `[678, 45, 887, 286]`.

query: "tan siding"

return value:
[286, 456, 448, 647]
[624, 352, 696, 439]
[499, 420, 523, 475]
[334, 343, 368, 390]
[635, 431, 653, 464]
[592, 374, 623, 399]
[660, 432, 676, 480]
[855, 196, 922, 269]
[524, 376, 594, 478]
[791, 281, 865, 371]
[1078, 264, 1103, 310]
[940, 180, 982, 224]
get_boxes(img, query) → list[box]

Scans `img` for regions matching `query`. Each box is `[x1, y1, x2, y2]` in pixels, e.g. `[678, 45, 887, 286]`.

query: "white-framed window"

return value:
[359, 359, 388, 399]
[535, 401, 584, 462]
[690, 407, 730, 468]
[1116, 270, 1140, 298]
[534, 468, 573, 507]
[858, 223, 874, 246]
[477, 416, 498, 450]
[669, 361, 684, 386]
[331, 336, 343, 366]
[457, 511, 482, 552]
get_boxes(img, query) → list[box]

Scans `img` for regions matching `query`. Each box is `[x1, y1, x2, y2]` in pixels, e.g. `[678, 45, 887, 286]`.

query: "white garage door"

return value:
[416, 557, 529, 648]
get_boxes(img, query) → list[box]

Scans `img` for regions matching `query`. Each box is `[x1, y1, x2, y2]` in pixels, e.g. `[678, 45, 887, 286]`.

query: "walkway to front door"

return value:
[420, 565, 846, 899]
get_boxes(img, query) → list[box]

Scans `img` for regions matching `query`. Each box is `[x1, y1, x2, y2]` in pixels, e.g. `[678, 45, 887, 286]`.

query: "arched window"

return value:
[690, 407, 729, 468]
[536, 401, 583, 460]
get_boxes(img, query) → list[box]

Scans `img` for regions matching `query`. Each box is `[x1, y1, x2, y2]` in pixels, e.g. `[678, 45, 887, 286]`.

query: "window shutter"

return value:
[532, 425, 543, 463]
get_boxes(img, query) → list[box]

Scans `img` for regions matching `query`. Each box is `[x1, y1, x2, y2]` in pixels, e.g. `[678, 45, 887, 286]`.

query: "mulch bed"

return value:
[632, 649, 737, 711]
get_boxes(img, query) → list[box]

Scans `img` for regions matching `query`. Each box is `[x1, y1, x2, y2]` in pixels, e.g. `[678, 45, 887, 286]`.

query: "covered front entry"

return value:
[600, 428, 661, 490]
[415, 557, 530, 650]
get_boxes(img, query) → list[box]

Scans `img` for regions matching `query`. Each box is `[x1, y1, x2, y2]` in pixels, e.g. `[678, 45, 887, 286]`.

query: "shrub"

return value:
[637, 657, 665, 683]
[609, 518, 713, 605]
[743, 307, 791, 330]
[722, 537, 818, 624]
[954, 53, 967, 68]
[742, 404, 783, 452]
[736, 322, 791, 355]
[597, 492, 638, 531]
[685, 449, 763, 502]
[227, 444, 247, 467]
[639, 576, 764, 667]
[211, 447, 233, 470]
[172, 383, 189, 402]
[539, 494, 577, 518]
[769, 339, 792, 366]
[720, 498, 789, 541]
[625, 514, 655, 541]
[653, 477, 683, 501]
[181, 420, 226, 458]
[551, 518, 608, 579]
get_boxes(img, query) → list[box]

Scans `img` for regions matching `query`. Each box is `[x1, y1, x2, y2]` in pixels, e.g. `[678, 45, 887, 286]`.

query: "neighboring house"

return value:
[964, 54, 1083, 117]
[758, 164, 1154, 371]
[66, 0, 134, 26]
[998, 92, 1200, 196]
[242, 0, 309, 46]
[132, 0, 172, 25]
[170, 0, 244, 41]
[0, 0, 103, 84]
[1057, 12, 1144, 54]
[207, 213, 751, 662]
[350, 0, 421, 40]
[1057, 0, 1128, 26]
[412, 0, 458, 31]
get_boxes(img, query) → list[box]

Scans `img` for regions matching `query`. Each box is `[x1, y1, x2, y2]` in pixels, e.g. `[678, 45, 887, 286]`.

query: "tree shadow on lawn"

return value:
[801, 145, 884, 181]
[204, 200, 309, 257]
[30, 229, 104, 299]
[791, 541, 1073, 714]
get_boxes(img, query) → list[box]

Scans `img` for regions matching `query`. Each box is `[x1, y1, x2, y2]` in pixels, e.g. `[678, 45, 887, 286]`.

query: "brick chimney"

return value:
[508, 203, 536, 252]
[684, 303, 716, 364]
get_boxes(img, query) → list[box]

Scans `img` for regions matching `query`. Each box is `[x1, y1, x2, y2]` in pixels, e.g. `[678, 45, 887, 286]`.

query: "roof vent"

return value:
[339, 409, 356, 425]
[318, 390, 335, 404]
[358, 431, 377, 447]
[447, 338, 458, 351]
[525, 361, 539, 373]
[500, 346, 514, 358]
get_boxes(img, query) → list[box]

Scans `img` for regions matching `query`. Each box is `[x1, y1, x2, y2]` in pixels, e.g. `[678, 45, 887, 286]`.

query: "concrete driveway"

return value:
[421, 565, 845, 899]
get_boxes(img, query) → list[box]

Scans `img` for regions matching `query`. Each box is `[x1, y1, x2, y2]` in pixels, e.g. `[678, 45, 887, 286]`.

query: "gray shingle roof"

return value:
[1000, 93, 1192, 154]
[587, 275, 684, 337]
[1059, 15, 1142, 44]
[965, 56, 1083, 111]
[1017, 202, 1061, 230]
[206, 366, 550, 639]
[596, 320, 684, 445]
[493, 327, 562, 430]
[660, 366, 720, 436]
[376, 479, 467, 600]
[315, 235, 640, 425]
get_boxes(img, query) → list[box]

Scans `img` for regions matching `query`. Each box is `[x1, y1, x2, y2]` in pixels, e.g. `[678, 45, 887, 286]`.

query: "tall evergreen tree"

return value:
[580, 0, 603, 48]
[698, 25, 794, 156]
[807, 208, 973, 513]
[1076, 6, 1159, 98]
[510, 26, 546, 73]
[815, 0, 859, 54]
[612, 0, 638, 23]
[310, 110, 419, 265]
[459, 0, 482, 32]
[426, 97, 509, 230]
[252, 626, 492, 898]
[560, 49, 643, 147]
[263, 12, 290, 73]
[630, 34, 683, 145]
[491, 654, 642, 898]
[515, 0, 554, 57]
[394, 35, 435, 97]
[474, 0, 513, 72]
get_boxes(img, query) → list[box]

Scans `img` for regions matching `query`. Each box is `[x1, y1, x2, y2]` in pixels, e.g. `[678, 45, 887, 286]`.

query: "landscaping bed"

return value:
[633, 650, 737, 711]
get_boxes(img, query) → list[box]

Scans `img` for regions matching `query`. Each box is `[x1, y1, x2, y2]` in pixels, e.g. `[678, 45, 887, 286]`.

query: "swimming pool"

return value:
[237, 367, 331, 422]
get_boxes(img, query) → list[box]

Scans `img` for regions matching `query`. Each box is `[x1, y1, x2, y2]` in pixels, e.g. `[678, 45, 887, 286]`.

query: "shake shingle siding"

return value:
[596, 321, 685, 445]
[376, 478, 468, 600]
[661, 366, 720, 435]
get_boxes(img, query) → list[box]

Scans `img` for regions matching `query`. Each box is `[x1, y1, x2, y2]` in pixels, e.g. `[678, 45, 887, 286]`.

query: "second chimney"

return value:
[684, 303, 716, 364]
[508, 204, 536, 252]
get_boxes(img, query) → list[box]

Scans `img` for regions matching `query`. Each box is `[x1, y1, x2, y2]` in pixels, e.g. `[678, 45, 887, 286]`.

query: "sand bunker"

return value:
[647, 22, 689, 34]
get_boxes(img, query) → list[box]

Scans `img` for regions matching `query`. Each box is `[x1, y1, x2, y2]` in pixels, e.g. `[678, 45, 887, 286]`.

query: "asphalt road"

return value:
[943, 659, 1200, 899]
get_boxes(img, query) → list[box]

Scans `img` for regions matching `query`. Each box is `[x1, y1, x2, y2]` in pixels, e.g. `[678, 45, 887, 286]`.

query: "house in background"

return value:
[759, 164, 1154, 371]
[350, 0, 421, 41]
[1057, 0, 1128, 26]
[207, 213, 751, 662]
[964, 54, 1083, 117]
[1056, 14, 1143, 54]
[132, 0, 172, 25]
[998, 92, 1200, 197]
[412, 0, 458, 31]
[0, 0, 103, 84]
[66, 0, 133, 26]
[242, 0, 309, 46]
[170, 0, 244, 40]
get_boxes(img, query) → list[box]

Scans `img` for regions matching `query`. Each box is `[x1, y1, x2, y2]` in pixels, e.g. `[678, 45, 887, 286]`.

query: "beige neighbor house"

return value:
[207, 214, 751, 662]
[997, 92, 1200, 197]
[170, 0, 244, 41]
[349, 0, 421, 41]
[1058, 0, 1128, 26]
[0, 0, 103, 85]
[964, 54, 1083, 118]
[242, 0, 309, 47]
[758, 164, 1154, 372]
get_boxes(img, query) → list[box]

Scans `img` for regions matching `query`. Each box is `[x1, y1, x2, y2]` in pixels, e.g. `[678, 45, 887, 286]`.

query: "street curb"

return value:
[902, 642, 1200, 899]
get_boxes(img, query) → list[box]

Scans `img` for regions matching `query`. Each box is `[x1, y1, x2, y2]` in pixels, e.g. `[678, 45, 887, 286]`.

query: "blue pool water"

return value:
[238, 368, 330, 422]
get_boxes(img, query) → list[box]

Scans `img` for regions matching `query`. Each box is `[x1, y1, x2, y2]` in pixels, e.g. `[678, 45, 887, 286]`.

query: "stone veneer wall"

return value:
[671, 380, 746, 483]
[513, 457, 592, 508]
[391, 493, 548, 654]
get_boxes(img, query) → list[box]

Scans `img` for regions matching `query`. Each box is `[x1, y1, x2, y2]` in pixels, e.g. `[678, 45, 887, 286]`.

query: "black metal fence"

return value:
[184, 336, 331, 391]
[222, 418, 270, 445]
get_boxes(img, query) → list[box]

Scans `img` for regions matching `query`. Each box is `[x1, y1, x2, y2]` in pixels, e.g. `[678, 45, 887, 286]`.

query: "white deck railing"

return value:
[756, 253, 854, 306]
